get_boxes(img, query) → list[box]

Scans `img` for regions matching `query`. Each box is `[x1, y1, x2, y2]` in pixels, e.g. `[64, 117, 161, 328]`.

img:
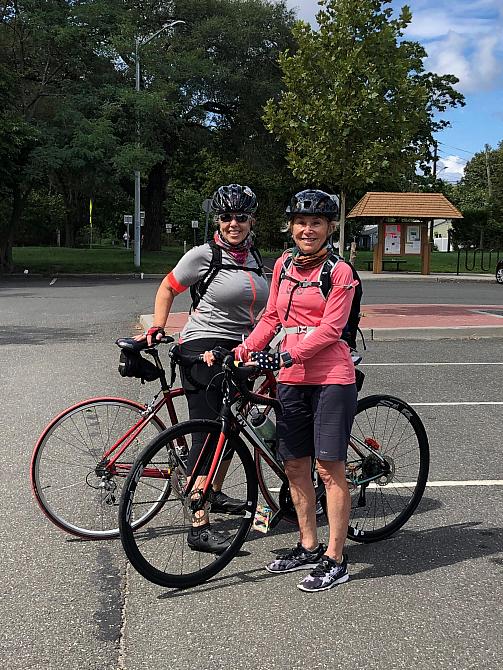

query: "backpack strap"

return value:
[189, 241, 222, 312]
[190, 240, 263, 312]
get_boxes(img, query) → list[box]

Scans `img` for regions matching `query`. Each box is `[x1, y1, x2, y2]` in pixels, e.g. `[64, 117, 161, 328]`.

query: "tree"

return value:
[450, 143, 503, 248]
[263, 0, 464, 252]
[102, 0, 296, 250]
[0, 0, 120, 269]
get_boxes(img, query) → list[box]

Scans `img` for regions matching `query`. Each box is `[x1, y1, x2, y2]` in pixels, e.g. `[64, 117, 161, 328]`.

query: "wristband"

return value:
[280, 351, 294, 368]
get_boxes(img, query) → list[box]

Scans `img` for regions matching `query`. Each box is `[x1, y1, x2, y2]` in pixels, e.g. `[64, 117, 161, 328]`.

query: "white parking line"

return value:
[267, 480, 503, 492]
[411, 402, 503, 406]
[361, 362, 503, 366]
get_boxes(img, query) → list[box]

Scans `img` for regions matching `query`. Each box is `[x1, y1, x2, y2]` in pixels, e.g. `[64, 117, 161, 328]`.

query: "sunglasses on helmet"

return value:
[218, 213, 251, 223]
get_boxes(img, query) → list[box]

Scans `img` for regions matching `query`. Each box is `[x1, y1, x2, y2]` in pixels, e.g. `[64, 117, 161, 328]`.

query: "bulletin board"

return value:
[384, 224, 401, 255]
[404, 224, 421, 255]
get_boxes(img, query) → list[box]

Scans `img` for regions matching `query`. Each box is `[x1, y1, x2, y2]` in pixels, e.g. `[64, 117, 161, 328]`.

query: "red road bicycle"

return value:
[118, 347, 430, 589]
[30, 337, 277, 540]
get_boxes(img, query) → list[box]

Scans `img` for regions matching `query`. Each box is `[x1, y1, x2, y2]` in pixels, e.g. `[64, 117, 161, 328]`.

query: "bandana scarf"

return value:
[213, 230, 253, 265]
[291, 242, 332, 270]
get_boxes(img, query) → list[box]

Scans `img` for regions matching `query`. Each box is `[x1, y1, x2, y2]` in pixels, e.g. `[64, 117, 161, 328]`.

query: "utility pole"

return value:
[483, 144, 492, 249]
[432, 141, 438, 181]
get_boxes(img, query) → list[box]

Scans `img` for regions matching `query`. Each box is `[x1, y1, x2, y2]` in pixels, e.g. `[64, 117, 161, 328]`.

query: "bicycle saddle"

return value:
[115, 336, 173, 352]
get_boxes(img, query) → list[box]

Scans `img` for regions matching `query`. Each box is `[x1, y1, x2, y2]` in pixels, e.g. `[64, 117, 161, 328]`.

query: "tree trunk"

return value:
[0, 185, 23, 273]
[338, 191, 346, 257]
[349, 240, 357, 265]
[143, 161, 167, 251]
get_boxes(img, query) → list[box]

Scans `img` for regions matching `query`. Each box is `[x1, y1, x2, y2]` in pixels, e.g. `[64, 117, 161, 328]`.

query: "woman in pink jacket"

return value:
[238, 189, 359, 593]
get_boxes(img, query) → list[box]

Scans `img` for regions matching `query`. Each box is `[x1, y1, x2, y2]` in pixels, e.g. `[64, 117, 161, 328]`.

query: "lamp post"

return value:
[134, 20, 185, 268]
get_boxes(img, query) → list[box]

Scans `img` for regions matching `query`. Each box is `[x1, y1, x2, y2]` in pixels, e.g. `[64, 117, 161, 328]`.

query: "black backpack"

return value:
[190, 240, 265, 311]
[278, 251, 363, 350]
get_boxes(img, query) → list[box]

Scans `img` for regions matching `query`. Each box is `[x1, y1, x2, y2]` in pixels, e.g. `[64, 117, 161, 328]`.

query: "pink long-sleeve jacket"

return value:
[241, 252, 358, 385]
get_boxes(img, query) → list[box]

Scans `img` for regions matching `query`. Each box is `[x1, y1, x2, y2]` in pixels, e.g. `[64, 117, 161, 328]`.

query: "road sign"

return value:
[165, 224, 172, 233]
[202, 198, 212, 214]
[124, 215, 133, 226]
[140, 211, 145, 226]
[191, 220, 199, 228]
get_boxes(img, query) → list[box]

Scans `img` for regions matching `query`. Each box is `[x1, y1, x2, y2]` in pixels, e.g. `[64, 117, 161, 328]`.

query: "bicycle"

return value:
[30, 337, 276, 541]
[30, 336, 186, 540]
[118, 348, 430, 589]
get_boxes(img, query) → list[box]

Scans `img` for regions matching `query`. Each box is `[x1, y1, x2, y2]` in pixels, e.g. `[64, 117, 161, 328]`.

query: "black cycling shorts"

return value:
[276, 383, 357, 462]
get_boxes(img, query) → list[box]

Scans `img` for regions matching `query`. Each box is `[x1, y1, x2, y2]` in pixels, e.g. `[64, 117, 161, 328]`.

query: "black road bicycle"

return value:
[118, 349, 430, 589]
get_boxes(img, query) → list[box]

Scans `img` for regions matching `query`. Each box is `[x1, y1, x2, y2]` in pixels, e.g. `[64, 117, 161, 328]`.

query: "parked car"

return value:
[496, 259, 503, 284]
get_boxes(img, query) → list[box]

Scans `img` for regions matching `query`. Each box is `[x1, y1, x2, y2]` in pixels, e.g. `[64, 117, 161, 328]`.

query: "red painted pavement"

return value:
[165, 304, 503, 334]
[360, 304, 503, 329]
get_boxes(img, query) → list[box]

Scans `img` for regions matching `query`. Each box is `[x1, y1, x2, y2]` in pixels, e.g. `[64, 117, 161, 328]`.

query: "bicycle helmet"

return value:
[211, 184, 258, 214]
[286, 189, 339, 220]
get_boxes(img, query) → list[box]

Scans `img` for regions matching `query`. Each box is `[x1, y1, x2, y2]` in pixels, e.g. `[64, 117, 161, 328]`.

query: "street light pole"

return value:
[133, 20, 185, 269]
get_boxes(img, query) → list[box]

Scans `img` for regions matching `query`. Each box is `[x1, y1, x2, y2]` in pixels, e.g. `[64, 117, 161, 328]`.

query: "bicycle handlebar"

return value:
[116, 336, 174, 353]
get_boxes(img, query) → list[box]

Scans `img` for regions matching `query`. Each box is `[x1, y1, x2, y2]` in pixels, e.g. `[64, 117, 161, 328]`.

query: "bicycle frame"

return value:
[183, 365, 391, 514]
[102, 387, 185, 475]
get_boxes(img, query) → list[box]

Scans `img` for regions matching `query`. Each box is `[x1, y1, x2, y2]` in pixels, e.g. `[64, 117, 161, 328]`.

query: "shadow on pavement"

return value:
[349, 520, 503, 581]
[0, 326, 92, 345]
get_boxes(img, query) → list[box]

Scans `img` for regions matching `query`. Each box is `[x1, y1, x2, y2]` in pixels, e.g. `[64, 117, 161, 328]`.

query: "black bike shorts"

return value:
[276, 383, 357, 462]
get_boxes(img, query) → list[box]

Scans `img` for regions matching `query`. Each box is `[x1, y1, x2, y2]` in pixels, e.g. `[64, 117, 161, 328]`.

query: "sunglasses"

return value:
[219, 213, 251, 223]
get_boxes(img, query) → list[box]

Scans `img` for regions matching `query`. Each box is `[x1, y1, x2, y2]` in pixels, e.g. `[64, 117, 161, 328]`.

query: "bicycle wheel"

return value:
[255, 450, 285, 515]
[119, 420, 258, 589]
[347, 394, 429, 543]
[31, 397, 168, 540]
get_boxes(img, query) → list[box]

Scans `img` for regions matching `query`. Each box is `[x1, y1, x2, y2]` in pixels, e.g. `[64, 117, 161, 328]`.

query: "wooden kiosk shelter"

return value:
[347, 192, 463, 274]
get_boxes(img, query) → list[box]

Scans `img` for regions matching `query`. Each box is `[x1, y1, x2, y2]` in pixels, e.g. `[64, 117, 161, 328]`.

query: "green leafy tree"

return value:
[102, 0, 296, 251]
[0, 0, 121, 269]
[450, 143, 503, 248]
[263, 0, 464, 252]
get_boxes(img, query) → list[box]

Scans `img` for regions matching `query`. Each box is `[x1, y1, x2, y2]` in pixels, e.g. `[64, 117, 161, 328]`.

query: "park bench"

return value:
[364, 258, 408, 272]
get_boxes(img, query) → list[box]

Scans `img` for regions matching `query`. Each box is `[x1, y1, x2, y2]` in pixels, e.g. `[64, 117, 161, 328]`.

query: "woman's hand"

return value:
[202, 350, 215, 366]
[136, 326, 165, 346]
[248, 351, 284, 370]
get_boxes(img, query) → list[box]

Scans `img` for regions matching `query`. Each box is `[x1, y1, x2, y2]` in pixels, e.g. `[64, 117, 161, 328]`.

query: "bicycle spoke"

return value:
[32, 400, 166, 539]
[119, 420, 257, 589]
[347, 395, 429, 542]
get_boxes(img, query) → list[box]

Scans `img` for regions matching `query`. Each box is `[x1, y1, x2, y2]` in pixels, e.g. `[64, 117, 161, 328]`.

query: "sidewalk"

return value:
[140, 270, 502, 340]
[140, 304, 503, 341]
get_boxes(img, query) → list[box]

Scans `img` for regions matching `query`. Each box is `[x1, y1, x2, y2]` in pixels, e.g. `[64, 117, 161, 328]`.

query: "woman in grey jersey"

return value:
[144, 184, 269, 554]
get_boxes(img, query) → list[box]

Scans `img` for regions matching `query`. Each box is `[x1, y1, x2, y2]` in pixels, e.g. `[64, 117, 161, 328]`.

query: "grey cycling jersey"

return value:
[168, 243, 269, 343]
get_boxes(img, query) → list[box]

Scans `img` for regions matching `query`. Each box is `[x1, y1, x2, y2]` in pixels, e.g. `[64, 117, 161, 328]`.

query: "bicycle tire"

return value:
[31, 397, 168, 540]
[254, 449, 284, 515]
[347, 394, 429, 543]
[119, 419, 258, 589]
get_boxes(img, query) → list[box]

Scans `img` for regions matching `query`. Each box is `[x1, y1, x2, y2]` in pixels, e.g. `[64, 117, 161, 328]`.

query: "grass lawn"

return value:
[12, 246, 186, 274]
[10, 245, 499, 275]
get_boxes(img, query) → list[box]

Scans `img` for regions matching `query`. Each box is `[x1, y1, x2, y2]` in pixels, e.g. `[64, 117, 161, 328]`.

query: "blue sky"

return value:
[285, 0, 503, 182]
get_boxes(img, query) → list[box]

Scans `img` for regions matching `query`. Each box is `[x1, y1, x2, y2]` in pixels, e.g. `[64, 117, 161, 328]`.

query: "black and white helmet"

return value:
[211, 184, 258, 214]
[286, 189, 339, 220]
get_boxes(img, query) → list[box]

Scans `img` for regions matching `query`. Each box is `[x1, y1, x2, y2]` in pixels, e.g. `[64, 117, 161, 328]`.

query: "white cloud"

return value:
[438, 155, 466, 182]
[402, 0, 503, 92]
[425, 31, 501, 92]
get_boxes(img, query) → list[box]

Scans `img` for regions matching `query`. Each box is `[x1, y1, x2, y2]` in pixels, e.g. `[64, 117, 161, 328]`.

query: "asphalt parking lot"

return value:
[0, 277, 502, 670]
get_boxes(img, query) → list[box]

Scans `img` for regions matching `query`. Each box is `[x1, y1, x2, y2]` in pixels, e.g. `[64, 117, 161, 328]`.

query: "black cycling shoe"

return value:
[211, 490, 246, 515]
[187, 524, 232, 554]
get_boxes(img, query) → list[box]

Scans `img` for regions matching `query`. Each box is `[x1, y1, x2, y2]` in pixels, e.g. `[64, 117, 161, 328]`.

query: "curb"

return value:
[140, 314, 503, 341]
[361, 325, 503, 341]
[5, 272, 497, 283]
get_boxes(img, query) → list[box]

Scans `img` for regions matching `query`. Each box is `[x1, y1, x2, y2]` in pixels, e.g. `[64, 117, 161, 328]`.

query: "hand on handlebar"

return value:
[134, 325, 165, 347]
[248, 351, 283, 371]
[202, 350, 215, 366]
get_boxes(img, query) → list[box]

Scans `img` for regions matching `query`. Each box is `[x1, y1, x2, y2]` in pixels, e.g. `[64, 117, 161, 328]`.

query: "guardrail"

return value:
[456, 248, 501, 275]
